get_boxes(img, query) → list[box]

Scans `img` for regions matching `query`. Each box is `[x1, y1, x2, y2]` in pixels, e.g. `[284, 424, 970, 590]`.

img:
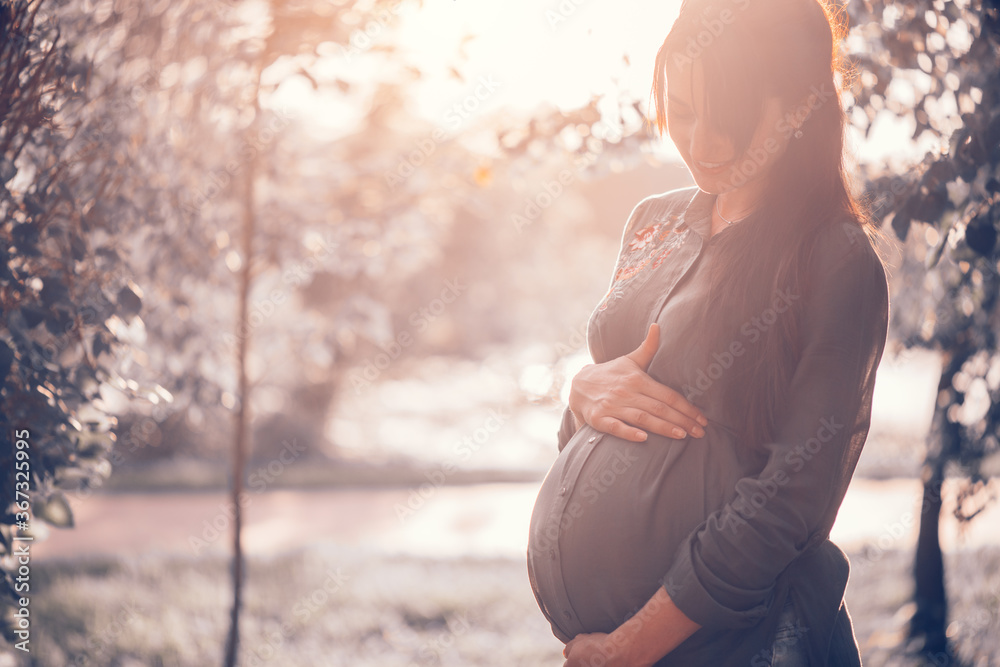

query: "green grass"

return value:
[5, 546, 1000, 666]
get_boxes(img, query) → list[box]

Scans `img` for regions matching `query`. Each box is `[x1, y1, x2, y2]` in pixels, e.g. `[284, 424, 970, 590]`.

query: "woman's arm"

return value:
[563, 587, 700, 667]
[657, 234, 889, 630]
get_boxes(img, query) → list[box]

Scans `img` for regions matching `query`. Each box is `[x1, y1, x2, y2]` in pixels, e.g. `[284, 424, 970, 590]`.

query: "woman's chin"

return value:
[688, 167, 737, 194]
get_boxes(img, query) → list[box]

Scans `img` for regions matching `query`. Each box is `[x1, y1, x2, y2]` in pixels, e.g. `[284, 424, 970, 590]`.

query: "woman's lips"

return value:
[694, 159, 732, 175]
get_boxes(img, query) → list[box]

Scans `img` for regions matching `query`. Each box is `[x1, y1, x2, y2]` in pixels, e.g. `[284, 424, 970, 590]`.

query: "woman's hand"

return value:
[563, 587, 701, 667]
[568, 323, 708, 442]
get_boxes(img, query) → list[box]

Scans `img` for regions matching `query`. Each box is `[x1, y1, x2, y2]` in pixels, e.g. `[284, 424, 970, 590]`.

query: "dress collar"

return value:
[683, 188, 716, 242]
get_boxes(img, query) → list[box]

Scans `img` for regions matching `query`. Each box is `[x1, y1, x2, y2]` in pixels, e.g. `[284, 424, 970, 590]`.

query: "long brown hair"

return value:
[650, 0, 889, 465]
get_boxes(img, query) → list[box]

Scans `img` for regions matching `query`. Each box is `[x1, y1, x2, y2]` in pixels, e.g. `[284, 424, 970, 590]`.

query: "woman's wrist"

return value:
[566, 365, 591, 432]
[609, 587, 701, 667]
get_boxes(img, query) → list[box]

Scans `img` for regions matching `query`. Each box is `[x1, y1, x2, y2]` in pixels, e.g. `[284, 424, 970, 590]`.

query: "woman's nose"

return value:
[689, 120, 734, 162]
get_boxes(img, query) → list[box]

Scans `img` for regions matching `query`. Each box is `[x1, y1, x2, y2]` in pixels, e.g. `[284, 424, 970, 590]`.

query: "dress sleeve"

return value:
[660, 231, 891, 629]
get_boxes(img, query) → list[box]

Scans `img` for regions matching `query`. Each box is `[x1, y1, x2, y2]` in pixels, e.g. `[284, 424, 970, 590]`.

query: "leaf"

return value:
[22, 193, 45, 217]
[0, 158, 15, 184]
[20, 306, 46, 329]
[75, 430, 113, 458]
[0, 245, 11, 282]
[965, 214, 997, 257]
[0, 341, 13, 387]
[473, 164, 492, 187]
[891, 198, 916, 241]
[116, 284, 142, 318]
[92, 332, 111, 357]
[914, 190, 949, 226]
[44, 308, 73, 336]
[53, 467, 93, 488]
[40, 277, 70, 308]
[926, 230, 948, 269]
[921, 160, 955, 192]
[69, 233, 87, 261]
[11, 222, 40, 256]
[33, 492, 74, 529]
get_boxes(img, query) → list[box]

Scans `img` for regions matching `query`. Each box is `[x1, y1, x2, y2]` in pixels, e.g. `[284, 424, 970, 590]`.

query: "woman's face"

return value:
[665, 59, 793, 196]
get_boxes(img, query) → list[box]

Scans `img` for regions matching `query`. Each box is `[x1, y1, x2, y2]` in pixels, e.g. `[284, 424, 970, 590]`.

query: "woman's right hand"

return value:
[568, 323, 709, 443]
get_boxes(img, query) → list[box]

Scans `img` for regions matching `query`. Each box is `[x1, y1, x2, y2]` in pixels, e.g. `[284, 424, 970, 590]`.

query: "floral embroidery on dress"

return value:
[598, 208, 690, 311]
[628, 224, 660, 252]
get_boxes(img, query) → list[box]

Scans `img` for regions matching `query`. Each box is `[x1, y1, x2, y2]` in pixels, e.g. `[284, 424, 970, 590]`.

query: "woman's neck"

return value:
[710, 182, 766, 237]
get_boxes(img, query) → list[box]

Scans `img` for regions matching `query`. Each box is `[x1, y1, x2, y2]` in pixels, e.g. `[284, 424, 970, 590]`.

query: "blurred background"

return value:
[1, 0, 999, 664]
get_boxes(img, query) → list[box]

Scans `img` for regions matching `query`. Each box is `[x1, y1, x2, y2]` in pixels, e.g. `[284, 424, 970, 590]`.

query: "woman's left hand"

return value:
[563, 632, 645, 667]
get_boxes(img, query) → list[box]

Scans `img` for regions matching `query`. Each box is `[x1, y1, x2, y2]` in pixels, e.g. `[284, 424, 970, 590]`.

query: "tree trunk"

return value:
[223, 72, 261, 667]
[912, 457, 947, 656]
[910, 346, 969, 662]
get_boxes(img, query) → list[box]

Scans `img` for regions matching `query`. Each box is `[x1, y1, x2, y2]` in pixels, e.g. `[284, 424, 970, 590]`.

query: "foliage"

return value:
[845, 0, 1000, 658]
[0, 0, 143, 638]
[846, 0, 1000, 438]
[846, 0, 1000, 529]
[72, 0, 655, 468]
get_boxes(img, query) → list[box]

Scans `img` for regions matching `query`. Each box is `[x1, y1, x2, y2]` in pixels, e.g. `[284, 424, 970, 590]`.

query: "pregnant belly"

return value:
[527, 421, 742, 638]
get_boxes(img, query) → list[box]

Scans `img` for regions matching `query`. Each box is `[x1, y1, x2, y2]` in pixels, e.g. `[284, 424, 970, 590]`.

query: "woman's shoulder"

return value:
[622, 186, 699, 239]
[811, 215, 887, 281]
[805, 214, 891, 316]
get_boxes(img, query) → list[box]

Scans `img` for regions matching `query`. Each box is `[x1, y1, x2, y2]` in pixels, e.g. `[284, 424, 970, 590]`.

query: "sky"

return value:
[266, 0, 926, 167]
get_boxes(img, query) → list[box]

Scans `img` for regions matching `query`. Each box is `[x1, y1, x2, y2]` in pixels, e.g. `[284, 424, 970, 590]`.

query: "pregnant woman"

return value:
[526, 0, 891, 665]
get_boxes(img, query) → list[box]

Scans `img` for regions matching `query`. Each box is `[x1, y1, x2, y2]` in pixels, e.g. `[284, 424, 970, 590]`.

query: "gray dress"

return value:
[527, 186, 889, 666]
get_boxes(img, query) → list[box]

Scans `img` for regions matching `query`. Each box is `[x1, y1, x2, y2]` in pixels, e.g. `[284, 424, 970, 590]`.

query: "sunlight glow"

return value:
[269, 0, 920, 167]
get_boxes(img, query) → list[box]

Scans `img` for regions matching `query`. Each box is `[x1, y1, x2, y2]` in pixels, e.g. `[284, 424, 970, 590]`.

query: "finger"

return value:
[625, 323, 660, 371]
[563, 640, 580, 666]
[562, 639, 574, 660]
[621, 328, 708, 429]
[620, 405, 697, 440]
[626, 394, 706, 438]
[593, 416, 649, 443]
[634, 379, 709, 431]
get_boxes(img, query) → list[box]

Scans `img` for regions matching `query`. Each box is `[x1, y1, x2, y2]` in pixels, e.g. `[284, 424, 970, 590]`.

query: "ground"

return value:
[6, 545, 1000, 666]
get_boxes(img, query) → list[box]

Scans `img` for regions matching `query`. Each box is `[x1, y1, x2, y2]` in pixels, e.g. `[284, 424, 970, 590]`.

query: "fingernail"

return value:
[698, 415, 708, 427]
[673, 427, 686, 438]
[693, 426, 705, 438]
[637, 431, 648, 441]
